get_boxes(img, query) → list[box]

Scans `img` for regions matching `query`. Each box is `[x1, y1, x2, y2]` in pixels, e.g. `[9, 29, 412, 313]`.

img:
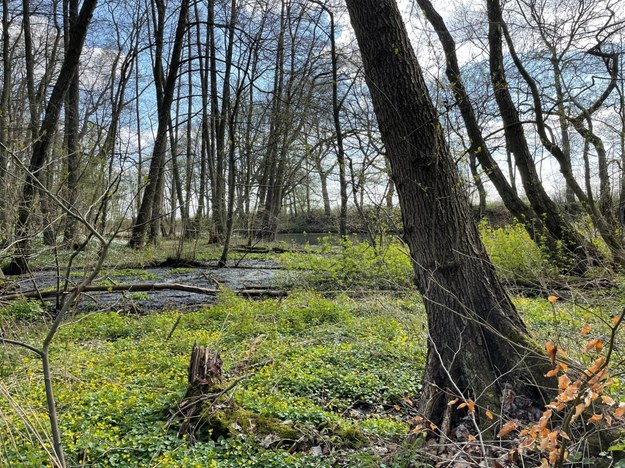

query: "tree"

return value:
[344, 0, 551, 425]
[8, 0, 98, 274]
[128, 0, 190, 249]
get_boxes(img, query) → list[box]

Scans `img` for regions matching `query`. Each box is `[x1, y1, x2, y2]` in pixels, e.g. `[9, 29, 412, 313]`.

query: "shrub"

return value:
[479, 222, 557, 282]
[280, 236, 414, 291]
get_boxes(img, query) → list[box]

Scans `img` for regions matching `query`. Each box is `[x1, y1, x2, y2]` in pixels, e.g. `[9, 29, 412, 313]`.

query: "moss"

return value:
[319, 421, 367, 448]
[199, 405, 301, 441]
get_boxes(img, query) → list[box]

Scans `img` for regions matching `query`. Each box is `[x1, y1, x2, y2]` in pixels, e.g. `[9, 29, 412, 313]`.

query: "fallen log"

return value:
[0, 283, 288, 302]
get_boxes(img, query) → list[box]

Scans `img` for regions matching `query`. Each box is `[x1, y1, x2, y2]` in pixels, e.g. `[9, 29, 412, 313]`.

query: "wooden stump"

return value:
[187, 345, 222, 390]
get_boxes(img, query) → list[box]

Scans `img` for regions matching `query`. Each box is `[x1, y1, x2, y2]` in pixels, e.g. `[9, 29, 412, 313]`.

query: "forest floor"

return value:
[1, 231, 625, 467]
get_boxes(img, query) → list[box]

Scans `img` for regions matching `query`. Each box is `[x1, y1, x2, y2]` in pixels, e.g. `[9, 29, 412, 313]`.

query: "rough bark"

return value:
[0, 0, 11, 246]
[63, 0, 80, 245]
[344, 0, 551, 426]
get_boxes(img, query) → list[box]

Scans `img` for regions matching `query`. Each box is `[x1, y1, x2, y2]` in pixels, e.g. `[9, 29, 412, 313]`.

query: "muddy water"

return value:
[10, 260, 289, 313]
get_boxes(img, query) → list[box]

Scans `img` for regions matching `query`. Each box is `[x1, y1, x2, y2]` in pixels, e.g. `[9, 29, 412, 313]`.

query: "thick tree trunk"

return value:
[345, 0, 551, 426]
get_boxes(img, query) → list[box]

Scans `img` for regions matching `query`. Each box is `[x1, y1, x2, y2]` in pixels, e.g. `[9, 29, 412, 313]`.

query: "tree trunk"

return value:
[0, 0, 11, 246]
[9, 0, 98, 274]
[344, 0, 551, 427]
[128, 0, 189, 248]
[62, 0, 80, 245]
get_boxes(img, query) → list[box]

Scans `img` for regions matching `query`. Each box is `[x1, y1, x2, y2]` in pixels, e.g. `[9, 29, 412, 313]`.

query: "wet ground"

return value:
[7, 260, 289, 313]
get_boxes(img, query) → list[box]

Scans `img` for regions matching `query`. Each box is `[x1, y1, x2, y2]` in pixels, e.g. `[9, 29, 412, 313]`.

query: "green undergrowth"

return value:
[279, 225, 556, 291]
[0, 291, 426, 467]
[279, 236, 414, 291]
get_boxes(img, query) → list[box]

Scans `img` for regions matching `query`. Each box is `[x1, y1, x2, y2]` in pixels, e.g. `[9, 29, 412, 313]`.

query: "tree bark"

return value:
[0, 0, 11, 246]
[9, 0, 98, 274]
[62, 0, 80, 245]
[344, 0, 551, 426]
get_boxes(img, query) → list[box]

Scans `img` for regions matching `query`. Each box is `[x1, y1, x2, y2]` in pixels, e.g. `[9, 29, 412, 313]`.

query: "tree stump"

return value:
[174, 345, 224, 440]
[187, 345, 222, 391]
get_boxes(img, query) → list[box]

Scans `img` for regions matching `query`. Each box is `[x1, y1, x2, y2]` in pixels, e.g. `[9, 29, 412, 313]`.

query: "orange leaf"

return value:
[601, 395, 615, 406]
[558, 374, 571, 390]
[549, 449, 560, 465]
[429, 423, 438, 431]
[581, 324, 592, 336]
[614, 404, 625, 418]
[538, 409, 553, 428]
[468, 434, 476, 442]
[485, 409, 494, 420]
[467, 399, 476, 415]
[613, 315, 622, 326]
[584, 339, 602, 353]
[457, 402, 467, 409]
[546, 342, 557, 365]
[545, 366, 560, 378]
[393, 405, 401, 411]
[547, 295, 559, 303]
[587, 413, 603, 424]
[448, 398, 459, 406]
[559, 361, 569, 373]
[497, 421, 518, 437]
[573, 403, 585, 421]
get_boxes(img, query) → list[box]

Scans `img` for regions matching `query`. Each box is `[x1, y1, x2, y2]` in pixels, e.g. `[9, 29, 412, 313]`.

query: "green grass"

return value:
[2, 231, 625, 467]
[0, 291, 426, 467]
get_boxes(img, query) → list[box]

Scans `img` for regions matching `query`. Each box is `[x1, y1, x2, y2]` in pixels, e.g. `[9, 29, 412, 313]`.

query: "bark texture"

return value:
[344, 0, 551, 425]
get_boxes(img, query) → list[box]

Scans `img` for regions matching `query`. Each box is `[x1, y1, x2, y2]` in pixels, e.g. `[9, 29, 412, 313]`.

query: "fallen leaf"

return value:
[614, 404, 625, 418]
[485, 409, 494, 420]
[448, 398, 459, 406]
[613, 315, 622, 326]
[547, 295, 559, 303]
[602, 395, 615, 406]
[538, 409, 553, 428]
[587, 413, 603, 424]
[581, 324, 592, 335]
[497, 421, 518, 437]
